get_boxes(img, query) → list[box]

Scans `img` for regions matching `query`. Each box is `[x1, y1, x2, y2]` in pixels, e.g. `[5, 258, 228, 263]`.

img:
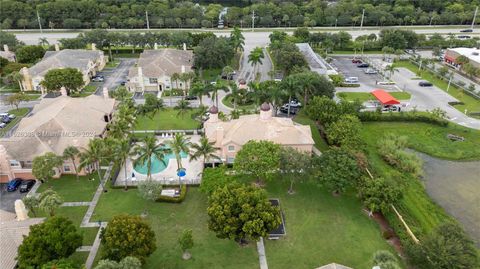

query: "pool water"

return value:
[134, 151, 187, 175]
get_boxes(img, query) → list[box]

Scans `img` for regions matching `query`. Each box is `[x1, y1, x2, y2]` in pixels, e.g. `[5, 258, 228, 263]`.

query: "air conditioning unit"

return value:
[472, 52, 479, 56]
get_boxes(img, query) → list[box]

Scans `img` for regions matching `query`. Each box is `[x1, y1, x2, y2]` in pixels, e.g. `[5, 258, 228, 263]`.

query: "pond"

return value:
[417, 152, 480, 246]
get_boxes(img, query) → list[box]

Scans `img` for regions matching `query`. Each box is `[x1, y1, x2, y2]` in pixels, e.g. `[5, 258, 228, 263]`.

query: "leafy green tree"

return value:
[293, 27, 310, 42]
[137, 93, 163, 118]
[101, 214, 156, 263]
[113, 139, 133, 190]
[0, 31, 24, 50]
[406, 223, 479, 269]
[41, 259, 78, 269]
[315, 148, 362, 195]
[41, 68, 84, 94]
[178, 229, 194, 260]
[229, 26, 244, 52]
[94, 256, 142, 269]
[62, 146, 80, 180]
[234, 140, 281, 183]
[32, 152, 63, 182]
[306, 96, 361, 127]
[6, 92, 28, 110]
[207, 183, 281, 244]
[133, 136, 171, 180]
[15, 45, 45, 63]
[194, 36, 235, 69]
[39, 189, 63, 216]
[279, 147, 312, 194]
[359, 177, 402, 214]
[190, 136, 220, 168]
[22, 195, 39, 217]
[199, 167, 233, 195]
[326, 114, 363, 150]
[17, 217, 82, 269]
[174, 99, 191, 119]
[166, 133, 191, 173]
[137, 180, 163, 201]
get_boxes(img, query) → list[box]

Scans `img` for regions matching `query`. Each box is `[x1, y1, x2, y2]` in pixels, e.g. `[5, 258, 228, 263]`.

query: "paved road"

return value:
[95, 58, 136, 94]
[0, 184, 28, 212]
[393, 67, 480, 129]
[331, 56, 386, 91]
[14, 26, 477, 46]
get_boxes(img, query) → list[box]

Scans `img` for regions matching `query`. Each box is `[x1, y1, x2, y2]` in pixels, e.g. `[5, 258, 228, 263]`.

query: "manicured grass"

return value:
[359, 122, 475, 239]
[81, 227, 99, 246]
[92, 187, 258, 269]
[33, 206, 89, 227]
[393, 61, 480, 114]
[200, 68, 222, 82]
[135, 108, 201, 130]
[337, 91, 411, 103]
[71, 85, 98, 97]
[67, 251, 89, 266]
[293, 111, 329, 152]
[37, 174, 100, 202]
[0, 108, 29, 135]
[221, 94, 256, 110]
[264, 180, 398, 269]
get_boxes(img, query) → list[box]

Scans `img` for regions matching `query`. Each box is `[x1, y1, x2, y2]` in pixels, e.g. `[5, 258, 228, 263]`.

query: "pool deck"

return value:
[115, 135, 204, 186]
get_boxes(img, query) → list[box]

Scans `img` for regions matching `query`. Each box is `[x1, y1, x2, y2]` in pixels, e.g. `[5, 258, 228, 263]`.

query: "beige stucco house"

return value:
[127, 48, 193, 94]
[0, 90, 115, 182]
[19, 45, 106, 93]
[0, 44, 16, 62]
[204, 103, 315, 164]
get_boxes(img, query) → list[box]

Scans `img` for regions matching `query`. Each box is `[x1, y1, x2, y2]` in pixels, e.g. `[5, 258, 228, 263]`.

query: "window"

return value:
[9, 160, 19, 167]
[227, 157, 235, 163]
[149, 78, 158, 84]
[63, 165, 71, 172]
[228, 145, 235, 152]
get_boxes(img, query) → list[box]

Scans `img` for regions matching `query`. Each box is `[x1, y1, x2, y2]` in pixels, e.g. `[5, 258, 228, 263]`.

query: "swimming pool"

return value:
[133, 150, 188, 175]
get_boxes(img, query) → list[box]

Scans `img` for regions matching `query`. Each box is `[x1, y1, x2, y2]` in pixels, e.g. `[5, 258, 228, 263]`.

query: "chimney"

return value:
[154, 43, 158, 50]
[0, 145, 15, 180]
[181, 65, 185, 73]
[21, 67, 32, 91]
[183, 43, 187, 51]
[259, 102, 272, 120]
[138, 66, 145, 91]
[91, 43, 97, 51]
[3, 44, 9, 52]
[215, 126, 224, 147]
[102, 87, 109, 99]
[60, 86, 68, 96]
[54, 43, 60, 51]
[208, 106, 219, 123]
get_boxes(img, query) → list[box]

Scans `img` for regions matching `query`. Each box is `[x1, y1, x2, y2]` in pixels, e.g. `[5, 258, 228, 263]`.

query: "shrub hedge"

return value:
[156, 184, 187, 203]
[358, 112, 449, 127]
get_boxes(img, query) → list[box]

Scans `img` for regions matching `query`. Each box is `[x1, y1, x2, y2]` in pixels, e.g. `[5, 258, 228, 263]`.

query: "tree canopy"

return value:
[233, 140, 281, 183]
[194, 36, 235, 69]
[15, 45, 46, 63]
[41, 68, 84, 94]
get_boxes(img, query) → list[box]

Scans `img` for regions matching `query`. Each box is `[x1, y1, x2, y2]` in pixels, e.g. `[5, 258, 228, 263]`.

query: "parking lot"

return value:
[331, 56, 387, 91]
[0, 183, 28, 212]
[92, 58, 136, 95]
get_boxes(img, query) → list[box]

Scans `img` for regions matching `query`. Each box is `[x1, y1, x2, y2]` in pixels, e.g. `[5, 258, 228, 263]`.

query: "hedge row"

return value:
[358, 112, 449, 127]
[156, 184, 188, 203]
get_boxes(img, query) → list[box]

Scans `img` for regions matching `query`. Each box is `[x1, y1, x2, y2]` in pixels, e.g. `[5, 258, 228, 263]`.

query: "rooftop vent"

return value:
[472, 52, 479, 56]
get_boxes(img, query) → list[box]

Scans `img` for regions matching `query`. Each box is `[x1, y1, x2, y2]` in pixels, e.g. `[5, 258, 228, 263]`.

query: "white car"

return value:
[0, 122, 6, 128]
[0, 113, 15, 120]
[344, 77, 359, 83]
[364, 69, 377, 74]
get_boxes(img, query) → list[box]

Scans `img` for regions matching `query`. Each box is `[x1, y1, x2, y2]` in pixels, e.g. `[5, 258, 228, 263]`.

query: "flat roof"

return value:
[371, 89, 400, 105]
[449, 47, 480, 63]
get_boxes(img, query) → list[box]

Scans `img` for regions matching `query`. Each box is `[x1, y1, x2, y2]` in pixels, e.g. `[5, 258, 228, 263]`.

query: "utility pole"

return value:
[146, 10, 150, 30]
[37, 10, 43, 33]
[252, 10, 255, 32]
[360, 9, 365, 30]
[472, 6, 478, 30]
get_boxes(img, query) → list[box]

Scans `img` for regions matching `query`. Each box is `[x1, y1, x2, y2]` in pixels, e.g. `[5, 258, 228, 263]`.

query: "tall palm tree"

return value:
[175, 99, 191, 119]
[63, 146, 80, 180]
[39, 190, 63, 216]
[207, 80, 229, 107]
[247, 81, 268, 110]
[171, 73, 181, 89]
[230, 26, 245, 52]
[11, 72, 24, 91]
[190, 82, 207, 105]
[166, 134, 191, 172]
[385, 65, 399, 79]
[133, 136, 171, 180]
[229, 82, 242, 110]
[108, 119, 130, 139]
[79, 139, 106, 189]
[190, 136, 221, 168]
[38, 37, 49, 48]
[114, 139, 133, 189]
[281, 76, 302, 117]
[248, 47, 265, 80]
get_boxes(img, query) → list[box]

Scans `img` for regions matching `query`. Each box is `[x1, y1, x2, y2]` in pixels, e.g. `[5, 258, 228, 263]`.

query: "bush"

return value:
[200, 167, 233, 195]
[358, 111, 449, 126]
[377, 134, 422, 176]
[138, 180, 163, 201]
[156, 184, 187, 203]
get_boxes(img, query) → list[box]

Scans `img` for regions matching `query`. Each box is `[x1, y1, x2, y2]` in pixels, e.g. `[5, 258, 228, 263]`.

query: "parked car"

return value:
[357, 63, 369, 68]
[120, 81, 126, 86]
[460, 29, 473, 33]
[364, 69, 377, 74]
[19, 179, 36, 193]
[0, 122, 6, 128]
[92, 76, 104, 82]
[280, 106, 296, 115]
[457, 35, 471, 39]
[418, 81, 433, 87]
[345, 77, 359, 83]
[1, 116, 11, 124]
[288, 99, 302, 108]
[404, 49, 415, 54]
[0, 113, 15, 120]
[185, 95, 198, 100]
[382, 105, 401, 112]
[352, 58, 362, 63]
[6, 178, 23, 192]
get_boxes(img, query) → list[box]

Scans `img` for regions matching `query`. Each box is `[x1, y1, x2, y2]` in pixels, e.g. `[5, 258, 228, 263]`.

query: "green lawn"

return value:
[200, 68, 222, 82]
[293, 111, 329, 152]
[393, 61, 480, 114]
[71, 85, 97, 98]
[33, 206, 89, 227]
[135, 108, 201, 130]
[359, 121, 480, 239]
[81, 227, 99, 246]
[1, 108, 29, 135]
[67, 251, 89, 267]
[221, 94, 256, 110]
[264, 180, 397, 269]
[37, 174, 100, 202]
[92, 187, 258, 269]
[337, 91, 412, 103]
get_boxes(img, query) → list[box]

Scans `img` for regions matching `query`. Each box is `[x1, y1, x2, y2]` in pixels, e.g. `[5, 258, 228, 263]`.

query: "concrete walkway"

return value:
[85, 222, 107, 269]
[257, 237, 268, 269]
[62, 202, 91, 207]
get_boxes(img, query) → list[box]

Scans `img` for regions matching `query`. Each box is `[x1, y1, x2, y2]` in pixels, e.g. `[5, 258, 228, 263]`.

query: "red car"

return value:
[352, 58, 362, 63]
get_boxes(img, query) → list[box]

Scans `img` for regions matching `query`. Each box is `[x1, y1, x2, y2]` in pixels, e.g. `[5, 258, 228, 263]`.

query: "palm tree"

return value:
[166, 134, 191, 173]
[230, 109, 241, 119]
[114, 139, 132, 190]
[229, 82, 242, 110]
[108, 119, 130, 139]
[247, 81, 268, 110]
[248, 47, 265, 80]
[222, 65, 235, 80]
[39, 190, 63, 216]
[190, 82, 207, 106]
[175, 99, 191, 119]
[22, 196, 39, 217]
[38, 37, 49, 48]
[133, 136, 171, 180]
[385, 65, 399, 79]
[207, 80, 229, 107]
[63, 146, 80, 180]
[11, 72, 24, 91]
[79, 139, 106, 189]
[230, 26, 245, 52]
[280, 76, 302, 117]
[171, 73, 181, 90]
[190, 136, 221, 168]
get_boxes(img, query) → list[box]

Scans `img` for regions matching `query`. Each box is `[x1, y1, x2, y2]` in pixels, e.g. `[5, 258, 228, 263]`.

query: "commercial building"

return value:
[444, 47, 480, 70]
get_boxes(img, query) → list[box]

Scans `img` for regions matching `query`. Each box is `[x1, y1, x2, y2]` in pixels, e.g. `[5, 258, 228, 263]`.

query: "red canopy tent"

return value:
[371, 89, 400, 105]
